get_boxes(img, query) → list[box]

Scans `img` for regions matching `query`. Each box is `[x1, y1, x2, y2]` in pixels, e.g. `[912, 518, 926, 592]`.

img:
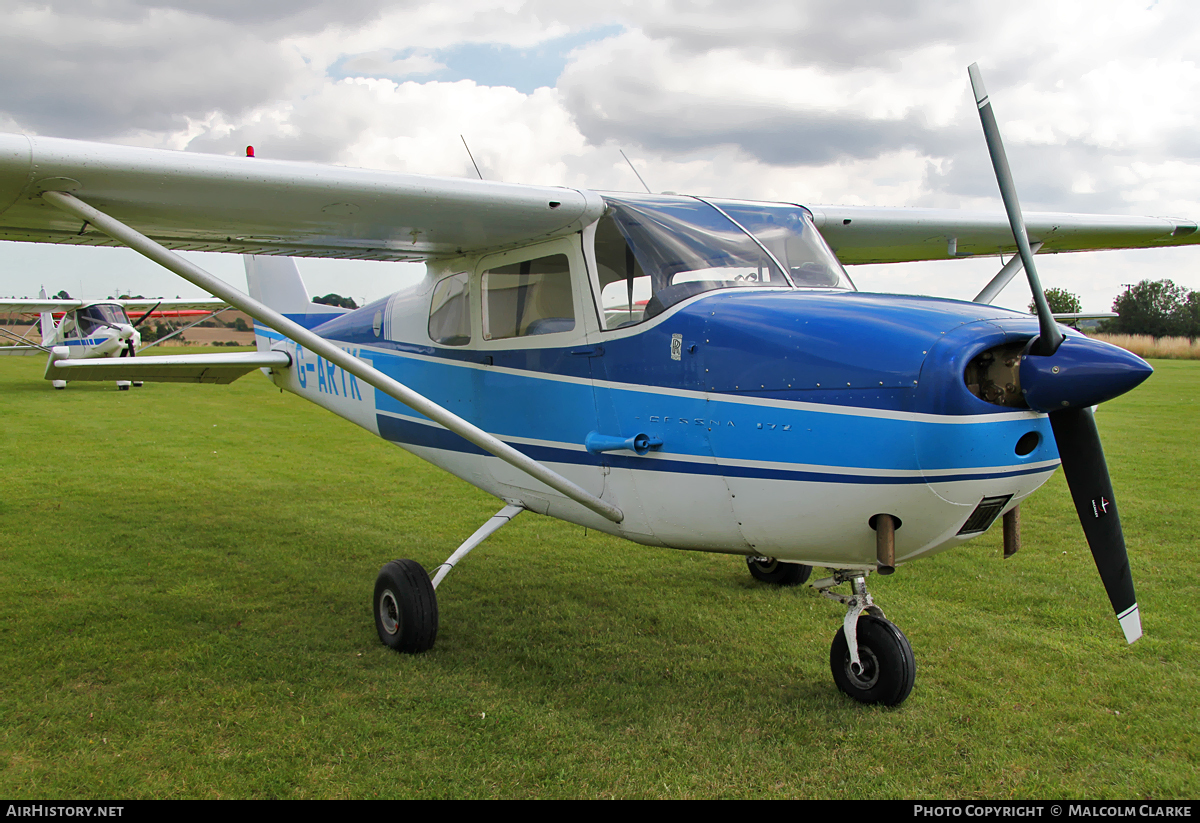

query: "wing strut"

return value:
[973, 242, 1042, 304]
[40, 190, 624, 525]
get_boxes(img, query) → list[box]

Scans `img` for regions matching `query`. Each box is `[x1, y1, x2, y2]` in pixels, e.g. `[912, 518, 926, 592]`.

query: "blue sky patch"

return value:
[332, 25, 622, 93]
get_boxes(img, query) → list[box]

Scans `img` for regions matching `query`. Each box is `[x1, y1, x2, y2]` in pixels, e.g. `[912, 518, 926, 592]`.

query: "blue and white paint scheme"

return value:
[251, 228, 1064, 571]
[0, 110, 1169, 704]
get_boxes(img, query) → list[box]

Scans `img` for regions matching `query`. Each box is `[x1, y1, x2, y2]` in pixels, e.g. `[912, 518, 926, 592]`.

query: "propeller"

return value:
[131, 301, 162, 328]
[969, 63, 1150, 644]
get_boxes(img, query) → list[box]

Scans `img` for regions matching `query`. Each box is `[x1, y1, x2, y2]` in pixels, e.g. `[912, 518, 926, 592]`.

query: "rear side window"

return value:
[482, 254, 575, 340]
[428, 272, 471, 346]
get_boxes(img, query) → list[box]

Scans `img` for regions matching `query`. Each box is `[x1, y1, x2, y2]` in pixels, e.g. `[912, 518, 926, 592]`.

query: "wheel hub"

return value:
[379, 589, 400, 635]
[843, 647, 880, 689]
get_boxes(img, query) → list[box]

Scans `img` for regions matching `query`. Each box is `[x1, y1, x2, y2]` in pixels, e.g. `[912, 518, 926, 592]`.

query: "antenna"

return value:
[620, 149, 652, 193]
[460, 135, 484, 180]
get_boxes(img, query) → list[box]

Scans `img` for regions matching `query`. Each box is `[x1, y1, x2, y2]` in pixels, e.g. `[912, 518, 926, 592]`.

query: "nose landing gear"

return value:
[813, 570, 915, 706]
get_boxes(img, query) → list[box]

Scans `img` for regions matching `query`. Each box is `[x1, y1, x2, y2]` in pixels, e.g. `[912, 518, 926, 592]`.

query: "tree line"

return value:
[1034, 280, 1200, 338]
[1098, 280, 1200, 338]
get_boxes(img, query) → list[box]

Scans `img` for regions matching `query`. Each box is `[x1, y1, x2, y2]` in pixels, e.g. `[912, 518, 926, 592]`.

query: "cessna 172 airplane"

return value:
[0, 66, 1188, 705]
[0, 290, 228, 387]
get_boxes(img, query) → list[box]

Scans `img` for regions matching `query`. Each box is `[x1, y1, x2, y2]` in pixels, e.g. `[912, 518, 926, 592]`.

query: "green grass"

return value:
[1, 353, 1197, 798]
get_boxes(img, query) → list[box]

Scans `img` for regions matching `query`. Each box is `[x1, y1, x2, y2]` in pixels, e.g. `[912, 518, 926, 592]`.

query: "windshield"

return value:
[595, 195, 788, 329]
[713, 200, 855, 290]
[77, 304, 130, 335]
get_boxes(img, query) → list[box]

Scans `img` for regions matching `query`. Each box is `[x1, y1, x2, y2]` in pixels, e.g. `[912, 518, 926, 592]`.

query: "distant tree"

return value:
[313, 293, 358, 309]
[53, 290, 71, 300]
[1185, 291, 1200, 339]
[1030, 287, 1082, 315]
[1098, 279, 1191, 337]
[142, 321, 171, 343]
[234, 317, 250, 332]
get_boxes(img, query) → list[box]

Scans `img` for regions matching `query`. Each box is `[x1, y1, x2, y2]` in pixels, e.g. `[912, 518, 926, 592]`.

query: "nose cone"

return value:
[118, 324, 135, 341]
[1020, 336, 1153, 413]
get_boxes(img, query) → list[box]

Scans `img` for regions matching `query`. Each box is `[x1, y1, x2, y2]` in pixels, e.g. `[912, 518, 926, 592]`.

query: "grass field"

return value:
[1, 352, 1197, 799]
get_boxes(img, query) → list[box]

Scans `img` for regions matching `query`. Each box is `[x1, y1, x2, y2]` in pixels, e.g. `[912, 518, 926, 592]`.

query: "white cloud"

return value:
[4, 0, 1200, 310]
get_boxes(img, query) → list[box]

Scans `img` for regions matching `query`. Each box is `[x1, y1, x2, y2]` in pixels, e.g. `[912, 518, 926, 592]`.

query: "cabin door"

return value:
[471, 239, 607, 514]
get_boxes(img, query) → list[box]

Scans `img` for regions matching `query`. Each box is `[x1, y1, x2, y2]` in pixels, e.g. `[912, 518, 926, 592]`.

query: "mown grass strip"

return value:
[1, 353, 1196, 798]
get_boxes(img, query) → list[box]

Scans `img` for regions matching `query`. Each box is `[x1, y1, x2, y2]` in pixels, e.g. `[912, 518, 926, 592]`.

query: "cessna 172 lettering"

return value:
[0, 66, 1189, 705]
[0, 291, 228, 387]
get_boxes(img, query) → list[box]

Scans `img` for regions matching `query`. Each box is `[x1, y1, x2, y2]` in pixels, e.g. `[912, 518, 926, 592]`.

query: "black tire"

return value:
[746, 556, 812, 586]
[830, 614, 915, 706]
[373, 559, 438, 653]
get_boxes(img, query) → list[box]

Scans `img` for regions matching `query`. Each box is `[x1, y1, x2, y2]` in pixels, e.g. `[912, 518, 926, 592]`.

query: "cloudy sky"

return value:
[3, 0, 1200, 312]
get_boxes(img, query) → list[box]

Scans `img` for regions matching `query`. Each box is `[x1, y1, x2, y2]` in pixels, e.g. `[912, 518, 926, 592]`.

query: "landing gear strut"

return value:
[813, 570, 915, 706]
[373, 504, 524, 654]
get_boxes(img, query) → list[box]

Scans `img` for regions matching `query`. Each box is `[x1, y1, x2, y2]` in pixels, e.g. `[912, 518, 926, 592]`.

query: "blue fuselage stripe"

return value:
[375, 412, 1054, 485]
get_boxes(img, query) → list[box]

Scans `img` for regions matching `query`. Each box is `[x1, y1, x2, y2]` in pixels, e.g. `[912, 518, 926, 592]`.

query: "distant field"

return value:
[1089, 333, 1200, 360]
[1, 353, 1196, 799]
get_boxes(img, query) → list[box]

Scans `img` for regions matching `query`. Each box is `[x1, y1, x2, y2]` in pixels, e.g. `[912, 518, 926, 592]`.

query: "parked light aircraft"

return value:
[0, 291, 227, 387]
[0, 66, 1188, 705]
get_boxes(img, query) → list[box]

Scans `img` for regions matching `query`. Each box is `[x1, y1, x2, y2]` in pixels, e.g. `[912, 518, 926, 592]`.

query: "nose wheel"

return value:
[813, 569, 915, 706]
[830, 614, 915, 706]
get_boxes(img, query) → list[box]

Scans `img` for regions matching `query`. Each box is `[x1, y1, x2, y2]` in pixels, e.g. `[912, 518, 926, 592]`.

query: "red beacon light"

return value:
[245, 146, 255, 158]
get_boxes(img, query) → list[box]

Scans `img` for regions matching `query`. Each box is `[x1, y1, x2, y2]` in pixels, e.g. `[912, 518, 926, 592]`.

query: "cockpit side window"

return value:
[594, 215, 651, 329]
[428, 272, 471, 346]
[482, 253, 576, 340]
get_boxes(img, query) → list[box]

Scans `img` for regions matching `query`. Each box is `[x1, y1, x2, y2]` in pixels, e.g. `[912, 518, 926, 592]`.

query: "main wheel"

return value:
[829, 614, 915, 706]
[373, 559, 438, 653]
[746, 556, 812, 586]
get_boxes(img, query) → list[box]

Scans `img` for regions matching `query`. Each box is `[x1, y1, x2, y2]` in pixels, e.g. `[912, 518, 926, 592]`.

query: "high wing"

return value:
[2, 133, 1199, 264]
[808, 206, 1200, 264]
[0, 134, 605, 261]
[0, 297, 228, 313]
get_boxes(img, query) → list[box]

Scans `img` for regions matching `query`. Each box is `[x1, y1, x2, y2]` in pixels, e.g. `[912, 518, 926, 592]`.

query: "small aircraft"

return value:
[0, 65, 1190, 705]
[0, 290, 228, 388]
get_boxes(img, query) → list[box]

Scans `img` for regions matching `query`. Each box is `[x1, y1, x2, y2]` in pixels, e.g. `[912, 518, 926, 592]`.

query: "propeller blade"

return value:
[1049, 407, 1141, 643]
[968, 63, 1063, 356]
[131, 301, 162, 328]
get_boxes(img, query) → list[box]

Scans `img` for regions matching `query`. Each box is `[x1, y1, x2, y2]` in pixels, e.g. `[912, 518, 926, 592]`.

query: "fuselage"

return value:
[250, 194, 1062, 570]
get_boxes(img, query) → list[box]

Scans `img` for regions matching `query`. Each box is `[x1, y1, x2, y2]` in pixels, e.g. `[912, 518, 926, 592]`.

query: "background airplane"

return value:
[0, 68, 1188, 706]
[0, 291, 228, 388]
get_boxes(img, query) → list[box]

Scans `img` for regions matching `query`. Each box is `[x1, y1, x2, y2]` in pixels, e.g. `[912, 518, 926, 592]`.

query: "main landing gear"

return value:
[375, 516, 914, 707]
[374, 559, 438, 652]
[746, 555, 812, 586]
[372, 504, 524, 655]
[747, 561, 915, 706]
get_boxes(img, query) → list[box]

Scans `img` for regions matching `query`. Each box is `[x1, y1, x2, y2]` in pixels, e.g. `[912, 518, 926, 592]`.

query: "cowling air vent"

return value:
[958, 494, 1014, 535]
[964, 342, 1028, 407]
